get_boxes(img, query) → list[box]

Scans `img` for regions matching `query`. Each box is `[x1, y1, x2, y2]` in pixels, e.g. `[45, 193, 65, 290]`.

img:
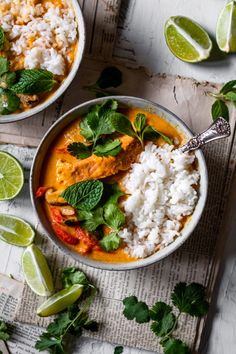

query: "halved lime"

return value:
[22, 244, 54, 297]
[164, 16, 212, 62]
[37, 284, 84, 317]
[0, 151, 24, 200]
[0, 214, 35, 246]
[216, 1, 236, 53]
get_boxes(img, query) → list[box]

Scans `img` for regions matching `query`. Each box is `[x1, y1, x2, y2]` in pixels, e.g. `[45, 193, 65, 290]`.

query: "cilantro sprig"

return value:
[122, 282, 209, 354]
[208, 80, 236, 121]
[35, 268, 98, 354]
[0, 319, 11, 341]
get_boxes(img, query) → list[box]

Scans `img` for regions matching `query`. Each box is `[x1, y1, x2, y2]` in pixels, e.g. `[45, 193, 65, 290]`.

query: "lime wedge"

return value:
[0, 151, 24, 200]
[164, 16, 212, 62]
[37, 284, 84, 317]
[0, 214, 35, 246]
[22, 245, 54, 296]
[216, 1, 236, 53]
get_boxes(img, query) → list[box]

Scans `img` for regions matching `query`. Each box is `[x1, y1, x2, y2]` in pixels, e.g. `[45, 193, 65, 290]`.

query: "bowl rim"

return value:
[30, 96, 208, 271]
[0, 0, 86, 124]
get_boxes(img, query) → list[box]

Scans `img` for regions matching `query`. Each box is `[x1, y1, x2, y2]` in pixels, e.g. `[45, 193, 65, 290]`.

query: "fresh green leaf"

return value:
[67, 142, 92, 160]
[141, 125, 160, 141]
[122, 296, 150, 323]
[11, 69, 57, 94]
[114, 346, 124, 354]
[0, 72, 16, 89]
[0, 88, 20, 114]
[157, 131, 173, 145]
[0, 320, 10, 341]
[62, 268, 90, 289]
[211, 100, 229, 121]
[151, 312, 175, 337]
[82, 319, 99, 332]
[162, 338, 191, 354]
[104, 203, 125, 231]
[0, 27, 5, 49]
[224, 90, 236, 102]
[100, 232, 121, 252]
[220, 80, 236, 94]
[78, 207, 106, 231]
[0, 57, 9, 77]
[171, 282, 209, 317]
[35, 332, 65, 353]
[110, 112, 136, 137]
[47, 313, 71, 336]
[103, 183, 124, 206]
[80, 113, 96, 141]
[134, 113, 146, 133]
[93, 139, 122, 157]
[99, 99, 118, 113]
[149, 302, 173, 321]
[61, 180, 104, 211]
[96, 67, 122, 89]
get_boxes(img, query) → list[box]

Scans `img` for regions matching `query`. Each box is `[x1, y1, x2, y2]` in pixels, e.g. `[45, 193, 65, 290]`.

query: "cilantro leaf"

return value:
[0, 57, 9, 77]
[93, 139, 122, 157]
[211, 100, 229, 121]
[61, 180, 104, 211]
[0, 320, 10, 341]
[122, 296, 150, 323]
[134, 113, 146, 132]
[11, 69, 57, 94]
[114, 346, 124, 354]
[80, 113, 95, 141]
[162, 338, 191, 354]
[104, 203, 125, 231]
[78, 207, 105, 231]
[0, 27, 5, 49]
[100, 232, 121, 251]
[151, 312, 175, 337]
[67, 142, 92, 160]
[82, 319, 99, 332]
[35, 332, 64, 353]
[0, 88, 20, 114]
[96, 67, 122, 89]
[110, 112, 136, 137]
[62, 268, 90, 289]
[149, 302, 173, 321]
[171, 282, 209, 317]
[47, 313, 71, 336]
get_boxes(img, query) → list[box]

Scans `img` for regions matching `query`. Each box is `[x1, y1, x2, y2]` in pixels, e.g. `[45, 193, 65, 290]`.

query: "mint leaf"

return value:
[0, 320, 10, 341]
[123, 296, 150, 323]
[104, 203, 125, 231]
[78, 207, 105, 231]
[0, 57, 9, 77]
[114, 346, 124, 354]
[211, 100, 229, 121]
[171, 282, 209, 317]
[11, 69, 57, 94]
[0, 27, 5, 49]
[220, 80, 236, 94]
[93, 139, 122, 157]
[224, 90, 236, 102]
[67, 142, 92, 160]
[110, 112, 136, 137]
[0, 88, 20, 114]
[100, 232, 120, 251]
[134, 113, 146, 132]
[157, 131, 173, 145]
[96, 67, 122, 89]
[162, 338, 191, 354]
[0, 72, 16, 89]
[61, 180, 104, 211]
[62, 268, 90, 289]
[141, 125, 160, 140]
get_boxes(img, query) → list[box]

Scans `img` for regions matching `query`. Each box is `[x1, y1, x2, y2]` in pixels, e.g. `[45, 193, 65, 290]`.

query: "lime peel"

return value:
[216, 1, 236, 53]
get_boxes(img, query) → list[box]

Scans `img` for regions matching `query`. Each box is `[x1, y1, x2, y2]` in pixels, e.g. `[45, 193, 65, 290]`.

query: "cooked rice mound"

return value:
[119, 142, 200, 258]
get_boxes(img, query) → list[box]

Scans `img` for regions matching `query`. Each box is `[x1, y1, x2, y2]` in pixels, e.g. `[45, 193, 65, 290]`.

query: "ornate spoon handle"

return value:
[180, 117, 231, 153]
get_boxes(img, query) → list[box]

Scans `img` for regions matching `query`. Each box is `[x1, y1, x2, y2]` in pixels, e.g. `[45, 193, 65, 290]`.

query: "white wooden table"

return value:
[1, 1, 236, 353]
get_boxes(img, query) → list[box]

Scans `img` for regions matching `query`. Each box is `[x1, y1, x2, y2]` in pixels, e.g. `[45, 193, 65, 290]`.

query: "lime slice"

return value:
[164, 16, 212, 62]
[22, 245, 54, 297]
[216, 1, 236, 53]
[0, 151, 24, 200]
[37, 284, 84, 317]
[0, 214, 35, 246]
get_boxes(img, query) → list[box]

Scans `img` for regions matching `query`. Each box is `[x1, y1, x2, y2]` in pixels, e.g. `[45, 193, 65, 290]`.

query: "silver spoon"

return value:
[180, 117, 231, 153]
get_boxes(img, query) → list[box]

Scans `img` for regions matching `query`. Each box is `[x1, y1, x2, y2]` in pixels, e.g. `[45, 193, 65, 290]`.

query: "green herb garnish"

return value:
[84, 66, 122, 97]
[0, 88, 20, 114]
[0, 57, 9, 77]
[0, 72, 16, 89]
[122, 282, 209, 354]
[0, 27, 6, 50]
[67, 142, 91, 160]
[11, 69, 57, 94]
[0, 320, 10, 341]
[208, 80, 236, 121]
[114, 346, 124, 354]
[35, 268, 98, 354]
[93, 139, 122, 157]
[100, 232, 120, 251]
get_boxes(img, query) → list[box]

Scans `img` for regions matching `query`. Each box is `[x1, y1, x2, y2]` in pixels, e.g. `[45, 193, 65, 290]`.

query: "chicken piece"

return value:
[18, 94, 39, 109]
[45, 188, 67, 205]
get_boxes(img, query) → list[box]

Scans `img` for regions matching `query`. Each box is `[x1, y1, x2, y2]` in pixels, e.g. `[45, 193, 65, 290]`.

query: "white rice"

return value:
[119, 142, 200, 259]
[0, 0, 77, 75]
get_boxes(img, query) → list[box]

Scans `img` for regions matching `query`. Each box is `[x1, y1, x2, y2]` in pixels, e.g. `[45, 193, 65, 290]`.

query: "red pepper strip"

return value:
[75, 226, 101, 252]
[52, 223, 79, 245]
[35, 186, 49, 198]
[49, 206, 64, 224]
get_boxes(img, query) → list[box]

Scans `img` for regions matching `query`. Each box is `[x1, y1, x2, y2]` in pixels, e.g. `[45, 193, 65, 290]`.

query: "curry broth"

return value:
[41, 108, 185, 263]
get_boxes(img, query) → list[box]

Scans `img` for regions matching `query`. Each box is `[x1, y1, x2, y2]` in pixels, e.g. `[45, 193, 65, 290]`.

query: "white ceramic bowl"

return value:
[30, 96, 208, 271]
[0, 0, 85, 124]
